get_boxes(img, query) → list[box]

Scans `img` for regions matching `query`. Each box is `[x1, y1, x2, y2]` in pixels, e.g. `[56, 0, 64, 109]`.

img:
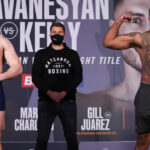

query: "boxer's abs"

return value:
[140, 53, 150, 84]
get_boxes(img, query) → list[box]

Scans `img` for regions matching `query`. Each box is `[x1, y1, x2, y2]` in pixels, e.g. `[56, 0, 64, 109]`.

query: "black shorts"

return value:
[0, 83, 5, 111]
[134, 83, 150, 134]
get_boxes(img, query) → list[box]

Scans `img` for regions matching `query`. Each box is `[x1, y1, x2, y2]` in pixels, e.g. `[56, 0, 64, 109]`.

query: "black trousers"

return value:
[35, 99, 78, 150]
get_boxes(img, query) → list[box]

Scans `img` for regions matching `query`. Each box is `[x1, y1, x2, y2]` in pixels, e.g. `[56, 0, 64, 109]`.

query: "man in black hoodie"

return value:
[32, 22, 83, 150]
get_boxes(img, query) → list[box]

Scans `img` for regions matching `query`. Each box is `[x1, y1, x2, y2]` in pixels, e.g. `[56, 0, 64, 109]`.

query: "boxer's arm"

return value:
[103, 13, 141, 50]
[0, 36, 22, 81]
[104, 32, 141, 50]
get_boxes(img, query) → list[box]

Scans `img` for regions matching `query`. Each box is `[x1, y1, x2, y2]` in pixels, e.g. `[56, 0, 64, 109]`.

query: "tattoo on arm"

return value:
[117, 32, 139, 48]
[121, 32, 138, 37]
[140, 33, 150, 50]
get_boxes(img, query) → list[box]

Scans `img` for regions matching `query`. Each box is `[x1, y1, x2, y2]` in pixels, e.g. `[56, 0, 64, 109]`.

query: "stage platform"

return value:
[3, 141, 147, 150]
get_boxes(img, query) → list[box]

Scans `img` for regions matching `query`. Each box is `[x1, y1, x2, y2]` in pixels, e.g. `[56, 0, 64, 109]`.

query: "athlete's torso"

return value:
[0, 36, 6, 74]
[135, 31, 150, 84]
[0, 46, 5, 111]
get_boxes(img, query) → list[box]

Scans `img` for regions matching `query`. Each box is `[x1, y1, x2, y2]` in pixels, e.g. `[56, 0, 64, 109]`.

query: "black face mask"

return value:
[51, 34, 64, 45]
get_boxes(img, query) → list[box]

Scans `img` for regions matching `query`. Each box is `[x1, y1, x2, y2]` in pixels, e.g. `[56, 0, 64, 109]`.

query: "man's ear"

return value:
[149, 17, 150, 22]
[64, 34, 66, 38]
[109, 19, 115, 27]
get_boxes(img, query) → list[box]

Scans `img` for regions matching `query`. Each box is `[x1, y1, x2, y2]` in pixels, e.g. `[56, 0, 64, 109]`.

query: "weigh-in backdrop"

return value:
[1, 0, 150, 150]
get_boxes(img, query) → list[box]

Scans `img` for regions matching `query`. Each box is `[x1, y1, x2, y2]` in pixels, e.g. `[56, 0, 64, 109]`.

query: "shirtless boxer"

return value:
[103, 12, 150, 150]
[0, 35, 22, 150]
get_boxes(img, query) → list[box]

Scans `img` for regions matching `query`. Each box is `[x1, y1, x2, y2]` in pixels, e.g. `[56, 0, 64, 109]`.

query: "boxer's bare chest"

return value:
[137, 32, 150, 75]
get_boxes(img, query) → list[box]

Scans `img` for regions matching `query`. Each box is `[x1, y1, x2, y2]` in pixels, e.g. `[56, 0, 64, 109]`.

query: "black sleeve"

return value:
[32, 51, 49, 93]
[65, 52, 83, 94]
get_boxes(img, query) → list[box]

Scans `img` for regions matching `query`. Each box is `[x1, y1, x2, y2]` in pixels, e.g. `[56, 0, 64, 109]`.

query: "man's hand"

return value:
[46, 90, 67, 103]
[60, 91, 67, 99]
[47, 90, 62, 103]
[118, 13, 133, 23]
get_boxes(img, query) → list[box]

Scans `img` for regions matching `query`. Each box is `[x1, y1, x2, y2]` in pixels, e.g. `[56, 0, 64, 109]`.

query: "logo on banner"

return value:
[22, 74, 35, 88]
[105, 111, 112, 119]
[0, 22, 18, 39]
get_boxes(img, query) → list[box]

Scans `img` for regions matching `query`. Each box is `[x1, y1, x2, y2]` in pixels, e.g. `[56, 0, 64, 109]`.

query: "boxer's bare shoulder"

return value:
[0, 35, 20, 64]
[0, 34, 22, 74]
[0, 35, 14, 50]
[0, 35, 6, 52]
